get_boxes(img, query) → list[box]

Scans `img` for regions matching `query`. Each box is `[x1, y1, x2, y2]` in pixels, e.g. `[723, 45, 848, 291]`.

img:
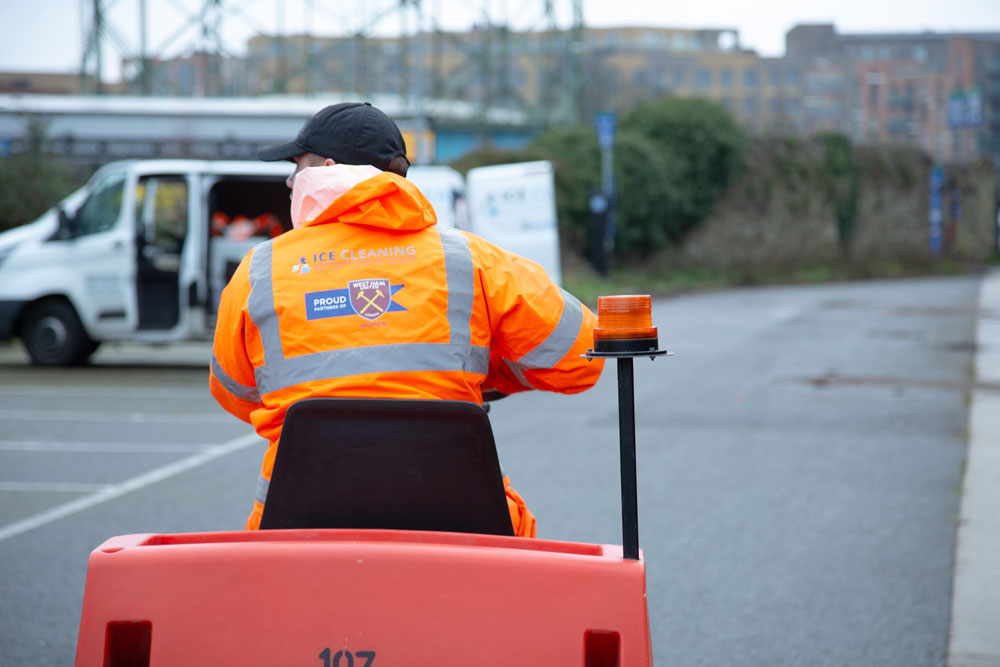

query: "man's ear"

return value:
[324, 158, 336, 166]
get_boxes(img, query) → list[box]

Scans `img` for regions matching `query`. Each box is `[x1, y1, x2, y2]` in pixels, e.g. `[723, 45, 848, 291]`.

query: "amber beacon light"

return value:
[593, 295, 659, 353]
[586, 294, 670, 561]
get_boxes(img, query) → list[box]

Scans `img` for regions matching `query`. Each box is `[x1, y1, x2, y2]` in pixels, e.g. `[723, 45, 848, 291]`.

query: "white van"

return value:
[0, 159, 292, 365]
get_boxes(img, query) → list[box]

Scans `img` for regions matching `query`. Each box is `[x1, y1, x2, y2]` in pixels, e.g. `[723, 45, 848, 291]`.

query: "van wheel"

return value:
[20, 300, 97, 367]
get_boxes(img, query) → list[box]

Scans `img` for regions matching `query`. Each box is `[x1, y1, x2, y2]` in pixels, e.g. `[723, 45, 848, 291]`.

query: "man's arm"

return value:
[473, 238, 604, 396]
[209, 255, 262, 423]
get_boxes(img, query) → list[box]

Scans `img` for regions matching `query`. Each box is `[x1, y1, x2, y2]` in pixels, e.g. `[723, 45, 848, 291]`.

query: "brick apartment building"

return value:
[788, 25, 1000, 164]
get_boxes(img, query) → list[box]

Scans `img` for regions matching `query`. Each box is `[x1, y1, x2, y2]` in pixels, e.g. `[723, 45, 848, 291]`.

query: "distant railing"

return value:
[5, 136, 270, 165]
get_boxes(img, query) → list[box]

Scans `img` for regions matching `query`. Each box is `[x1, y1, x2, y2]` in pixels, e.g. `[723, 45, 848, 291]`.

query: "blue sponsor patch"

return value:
[305, 284, 407, 321]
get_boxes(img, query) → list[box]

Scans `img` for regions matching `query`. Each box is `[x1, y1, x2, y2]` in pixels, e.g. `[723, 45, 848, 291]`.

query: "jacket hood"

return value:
[293, 164, 437, 232]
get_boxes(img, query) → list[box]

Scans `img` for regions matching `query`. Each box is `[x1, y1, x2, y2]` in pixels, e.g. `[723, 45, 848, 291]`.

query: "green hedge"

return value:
[452, 96, 745, 261]
[0, 118, 87, 233]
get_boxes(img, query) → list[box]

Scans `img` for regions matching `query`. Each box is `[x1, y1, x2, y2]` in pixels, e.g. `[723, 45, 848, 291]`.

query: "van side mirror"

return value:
[57, 206, 79, 239]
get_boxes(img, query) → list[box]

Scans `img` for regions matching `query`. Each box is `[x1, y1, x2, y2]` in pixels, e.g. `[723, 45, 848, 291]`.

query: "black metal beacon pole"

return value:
[586, 295, 670, 561]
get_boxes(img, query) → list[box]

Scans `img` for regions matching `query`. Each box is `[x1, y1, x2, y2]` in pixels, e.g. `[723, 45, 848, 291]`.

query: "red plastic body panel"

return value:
[75, 529, 651, 666]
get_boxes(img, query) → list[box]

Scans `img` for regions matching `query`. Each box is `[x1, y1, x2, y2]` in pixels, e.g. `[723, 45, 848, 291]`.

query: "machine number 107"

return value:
[318, 648, 376, 667]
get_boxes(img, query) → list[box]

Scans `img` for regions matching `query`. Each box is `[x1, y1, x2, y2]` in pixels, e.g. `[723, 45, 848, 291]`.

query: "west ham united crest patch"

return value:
[305, 279, 407, 321]
[349, 279, 392, 321]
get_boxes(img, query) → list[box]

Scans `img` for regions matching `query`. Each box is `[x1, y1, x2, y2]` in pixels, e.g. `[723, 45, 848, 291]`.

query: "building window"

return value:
[743, 69, 758, 86]
[743, 97, 759, 114]
[512, 65, 527, 86]
[878, 44, 891, 60]
[607, 68, 621, 87]
[720, 68, 733, 86]
[786, 69, 800, 86]
[695, 68, 711, 88]
[718, 31, 738, 51]
[178, 63, 195, 94]
[913, 45, 929, 62]
[770, 68, 782, 85]
[861, 45, 874, 61]
[673, 68, 686, 85]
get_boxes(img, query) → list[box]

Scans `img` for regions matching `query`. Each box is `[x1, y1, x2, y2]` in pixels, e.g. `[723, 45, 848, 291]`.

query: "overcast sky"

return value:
[1, 0, 999, 82]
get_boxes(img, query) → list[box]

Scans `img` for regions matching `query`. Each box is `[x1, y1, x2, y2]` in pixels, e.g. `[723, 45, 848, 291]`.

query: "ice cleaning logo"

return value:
[305, 279, 406, 321]
[292, 257, 311, 274]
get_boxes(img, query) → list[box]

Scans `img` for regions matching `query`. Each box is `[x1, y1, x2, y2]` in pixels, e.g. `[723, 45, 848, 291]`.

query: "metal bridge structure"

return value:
[77, 0, 585, 125]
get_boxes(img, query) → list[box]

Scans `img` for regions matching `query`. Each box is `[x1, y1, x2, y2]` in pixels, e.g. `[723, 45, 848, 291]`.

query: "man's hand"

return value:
[481, 388, 509, 403]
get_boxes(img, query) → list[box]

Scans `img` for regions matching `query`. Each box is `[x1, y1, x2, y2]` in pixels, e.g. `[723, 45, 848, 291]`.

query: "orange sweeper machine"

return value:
[74, 295, 669, 667]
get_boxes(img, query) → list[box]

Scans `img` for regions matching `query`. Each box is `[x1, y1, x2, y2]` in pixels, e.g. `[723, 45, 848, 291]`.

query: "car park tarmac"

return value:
[0, 273, 995, 666]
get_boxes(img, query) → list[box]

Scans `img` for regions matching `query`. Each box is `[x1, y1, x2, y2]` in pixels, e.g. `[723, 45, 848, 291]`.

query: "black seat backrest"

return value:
[259, 398, 515, 536]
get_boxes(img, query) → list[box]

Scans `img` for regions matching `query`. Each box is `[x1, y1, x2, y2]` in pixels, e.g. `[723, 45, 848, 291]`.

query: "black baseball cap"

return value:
[258, 102, 408, 171]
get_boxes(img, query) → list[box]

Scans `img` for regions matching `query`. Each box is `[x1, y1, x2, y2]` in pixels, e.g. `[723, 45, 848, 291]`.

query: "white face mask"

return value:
[290, 164, 383, 228]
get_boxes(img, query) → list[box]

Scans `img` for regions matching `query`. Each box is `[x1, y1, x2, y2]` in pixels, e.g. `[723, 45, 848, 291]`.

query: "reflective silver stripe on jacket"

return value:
[246, 226, 486, 397]
[517, 288, 583, 367]
[255, 474, 269, 506]
[503, 358, 533, 390]
[439, 227, 474, 345]
[247, 240, 284, 364]
[211, 355, 261, 403]
[254, 343, 490, 395]
[503, 288, 585, 388]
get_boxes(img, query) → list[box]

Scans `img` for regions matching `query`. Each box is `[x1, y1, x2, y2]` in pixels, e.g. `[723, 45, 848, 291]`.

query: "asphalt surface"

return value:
[0, 273, 990, 666]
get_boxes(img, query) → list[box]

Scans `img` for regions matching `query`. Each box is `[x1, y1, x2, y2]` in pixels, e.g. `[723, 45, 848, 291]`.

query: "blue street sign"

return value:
[595, 112, 617, 150]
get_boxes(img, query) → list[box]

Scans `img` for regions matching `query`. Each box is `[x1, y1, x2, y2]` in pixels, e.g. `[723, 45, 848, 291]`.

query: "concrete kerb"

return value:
[948, 268, 1000, 667]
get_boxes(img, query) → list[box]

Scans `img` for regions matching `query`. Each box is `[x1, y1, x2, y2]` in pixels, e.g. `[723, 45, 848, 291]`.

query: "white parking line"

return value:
[0, 432, 262, 543]
[0, 482, 112, 492]
[0, 386, 206, 399]
[0, 441, 207, 453]
[0, 409, 237, 423]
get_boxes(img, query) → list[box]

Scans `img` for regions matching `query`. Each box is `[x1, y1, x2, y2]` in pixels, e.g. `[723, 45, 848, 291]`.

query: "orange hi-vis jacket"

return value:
[210, 166, 604, 535]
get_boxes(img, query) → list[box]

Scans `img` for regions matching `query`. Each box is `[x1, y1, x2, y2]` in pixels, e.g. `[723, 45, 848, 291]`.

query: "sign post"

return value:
[593, 112, 617, 274]
[930, 166, 944, 255]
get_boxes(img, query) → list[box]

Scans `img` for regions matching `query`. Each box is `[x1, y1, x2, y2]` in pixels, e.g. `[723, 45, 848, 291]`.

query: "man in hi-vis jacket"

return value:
[210, 102, 604, 536]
